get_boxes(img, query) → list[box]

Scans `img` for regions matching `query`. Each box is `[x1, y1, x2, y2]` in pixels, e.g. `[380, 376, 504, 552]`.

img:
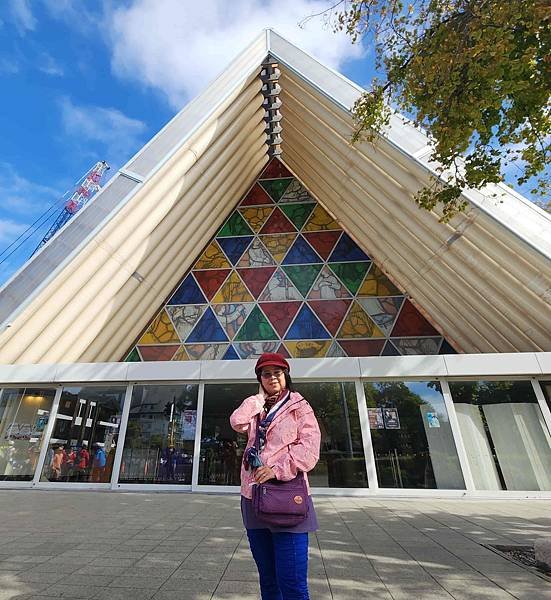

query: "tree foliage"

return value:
[328, 1, 550, 220]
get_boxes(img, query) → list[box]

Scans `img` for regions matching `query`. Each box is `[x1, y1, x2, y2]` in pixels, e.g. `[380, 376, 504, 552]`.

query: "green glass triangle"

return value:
[234, 306, 278, 341]
[279, 203, 316, 230]
[217, 212, 254, 237]
[259, 178, 294, 202]
[330, 262, 371, 295]
[124, 348, 141, 362]
[283, 264, 322, 297]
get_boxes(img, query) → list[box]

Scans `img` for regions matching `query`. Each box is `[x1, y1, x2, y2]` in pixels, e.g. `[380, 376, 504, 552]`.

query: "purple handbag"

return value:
[251, 414, 309, 527]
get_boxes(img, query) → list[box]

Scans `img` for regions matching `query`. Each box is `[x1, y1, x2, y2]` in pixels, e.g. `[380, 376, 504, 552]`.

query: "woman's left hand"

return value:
[254, 466, 276, 483]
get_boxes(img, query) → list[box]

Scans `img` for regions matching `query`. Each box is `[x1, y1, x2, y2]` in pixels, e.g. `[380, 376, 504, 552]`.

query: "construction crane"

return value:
[31, 160, 110, 256]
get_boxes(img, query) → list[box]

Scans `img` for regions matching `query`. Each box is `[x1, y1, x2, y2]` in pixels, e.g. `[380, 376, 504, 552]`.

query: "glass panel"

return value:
[364, 381, 465, 489]
[449, 381, 551, 491]
[293, 382, 367, 488]
[0, 388, 56, 481]
[40, 386, 126, 483]
[540, 381, 551, 413]
[120, 385, 198, 484]
[199, 383, 258, 485]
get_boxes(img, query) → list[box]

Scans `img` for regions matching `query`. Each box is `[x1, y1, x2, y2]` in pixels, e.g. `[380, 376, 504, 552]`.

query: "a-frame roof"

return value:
[0, 30, 550, 364]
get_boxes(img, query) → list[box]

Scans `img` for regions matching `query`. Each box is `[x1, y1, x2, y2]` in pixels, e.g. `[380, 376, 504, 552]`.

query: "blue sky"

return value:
[0, 0, 541, 287]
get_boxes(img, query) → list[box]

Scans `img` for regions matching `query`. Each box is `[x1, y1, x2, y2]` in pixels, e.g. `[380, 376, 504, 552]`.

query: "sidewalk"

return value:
[0, 490, 549, 600]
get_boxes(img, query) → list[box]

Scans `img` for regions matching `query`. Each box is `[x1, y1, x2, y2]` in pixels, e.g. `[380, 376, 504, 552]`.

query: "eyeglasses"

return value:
[261, 369, 284, 379]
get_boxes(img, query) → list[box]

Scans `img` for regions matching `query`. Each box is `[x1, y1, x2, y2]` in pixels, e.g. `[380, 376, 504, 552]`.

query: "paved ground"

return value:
[0, 491, 549, 600]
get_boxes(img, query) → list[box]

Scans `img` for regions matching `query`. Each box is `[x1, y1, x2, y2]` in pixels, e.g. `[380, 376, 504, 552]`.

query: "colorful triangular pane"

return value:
[259, 178, 293, 202]
[338, 340, 385, 356]
[124, 348, 141, 362]
[237, 238, 275, 268]
[217, 212, 254, 237]
[285, 305, 330, 340]
[234, 342, 279, 359]
[238, 266, 277, 298]
[357, 265, 401, 297]
[213, 303, 254, 339]
[211, 271, 254, 303]
[260, 159, 292, 179]
[279, 203, 315, 230]
[258, 269, 303, 301]
[172, 346, 190, 361]
[337, 302, 385, 338]
[283, 264, 322, 297]
[193, 269, 230, 301]
[138, 345, 180, 361]
[307, 266, 351, 300]
[382, 341, 400, 356]
[259, 207, 297, 234]
[302, 231, 342, 260]
[276, 343, 291, 358]
[391, 299, 439, 337]
[329, 262, 371, 295]
[326, 341, 346, 357]
[302, 204, 340, 231]
[166, 305, 207, 341]
[357, 297, 404, 336]
[238, 207, 274, 233]
[282, 235, 322, 265]
[260, 301, 302, 337]
[309, 299, 351, 336]
[328, 233, 370, 262]
[391, 337, 442, 355]
[222, 345, 240, 360]
[185, 343, 228, 360]
[217, 236, 253, 265]
[194, 241, 231, 269]
[286, 340, 331, 358]
[168, 273, 206, 305]
[439, 340, 457, 355]
[186, 307, 229, 343]
[234, 306, 278, 341]
[239, 182, 274, 206]
[278, 180, 315, 203]
[259, 233, 297, 263]
[139, 310, 180, 344]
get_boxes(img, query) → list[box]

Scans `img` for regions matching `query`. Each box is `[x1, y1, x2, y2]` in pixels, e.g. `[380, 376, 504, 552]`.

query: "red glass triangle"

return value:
[260, 301, 302, 337]
[240, 182, 274, 206]
[138, 345, 180, 361]
[259, 208, 297, 234]
[260, 159, 292, 179]
[276, 343, 291, 358]
[238, 267, 277, 298]
[309, 300, 352, 336]
[338, 339, 385, 357]
[391, 299, 439, 337]
[193, 269, 231, 301]
[302, 231, 342, 260]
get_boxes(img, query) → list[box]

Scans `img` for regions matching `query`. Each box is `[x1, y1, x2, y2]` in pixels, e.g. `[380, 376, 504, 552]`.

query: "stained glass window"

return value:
[126, 159, 456, 360]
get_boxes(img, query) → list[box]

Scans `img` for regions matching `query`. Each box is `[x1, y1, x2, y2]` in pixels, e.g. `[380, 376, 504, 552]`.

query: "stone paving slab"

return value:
[0, 491, 549, 599]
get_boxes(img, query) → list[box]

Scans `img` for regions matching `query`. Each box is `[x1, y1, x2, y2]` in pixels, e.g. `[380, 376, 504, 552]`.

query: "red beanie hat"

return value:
[255, 352, 290, 381]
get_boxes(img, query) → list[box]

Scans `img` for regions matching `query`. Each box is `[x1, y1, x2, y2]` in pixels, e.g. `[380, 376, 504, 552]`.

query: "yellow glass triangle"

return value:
[285, 340, 331, 358]
[212, 271, 254, 303]
[302, 205, 340, 231]
[138, 310, 180, 344]
[193, 241, 231, 269]
[238, 207, 274, 233]
[337, 302, 385, 338]
[259, 233, 296, 262]
[357, 265, 401, 296]
[172, 346, 190, 361]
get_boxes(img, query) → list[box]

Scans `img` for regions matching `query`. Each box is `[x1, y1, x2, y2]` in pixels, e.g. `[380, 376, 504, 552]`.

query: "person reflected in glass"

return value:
[230, 353, 321, 600]
[91, 442, 107, 482]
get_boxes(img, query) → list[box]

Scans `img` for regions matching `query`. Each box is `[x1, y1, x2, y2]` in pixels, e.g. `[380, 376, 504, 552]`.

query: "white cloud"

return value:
[38, 52, 64, 76]
[0, 218, 28, 244]
[106, 0, 365, 108]
[60, 97, 148, 164]
[9, 0, 37, 34]
[0, 162, 60, 217]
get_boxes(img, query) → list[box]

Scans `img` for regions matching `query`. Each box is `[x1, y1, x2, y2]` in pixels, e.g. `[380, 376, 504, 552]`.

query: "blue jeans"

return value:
[247, 528, 309, 600]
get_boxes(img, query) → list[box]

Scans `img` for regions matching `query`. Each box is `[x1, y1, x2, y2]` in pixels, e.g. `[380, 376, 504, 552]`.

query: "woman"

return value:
[230, 352, 321, 600]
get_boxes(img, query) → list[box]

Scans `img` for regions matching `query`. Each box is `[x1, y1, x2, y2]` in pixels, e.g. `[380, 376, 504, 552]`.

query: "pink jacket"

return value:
[230, 391, 321, 499]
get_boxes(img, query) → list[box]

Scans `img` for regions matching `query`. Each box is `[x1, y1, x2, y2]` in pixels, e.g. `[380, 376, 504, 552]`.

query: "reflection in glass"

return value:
[120, 385, 198, 484]
[364, 381, 464, 489]
[0, 388, 56, 481]
[449, 381, 551, 491]
[541, 381, 551, 414]
[40, 386, 126, 483]
[199, 383, 257, 485]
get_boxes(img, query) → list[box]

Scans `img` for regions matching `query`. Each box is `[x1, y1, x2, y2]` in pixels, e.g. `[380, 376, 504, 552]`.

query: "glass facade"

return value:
[125, 158, 456, 362]
[363, 381, 464, 489]
[449, 380, 551, 491]
[120, 384, 198, 484]
[40, 386, 126, 483]
[0, 387, 56, 481]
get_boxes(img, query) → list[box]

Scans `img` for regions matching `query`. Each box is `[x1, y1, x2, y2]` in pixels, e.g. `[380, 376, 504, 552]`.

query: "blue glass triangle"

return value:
[168, 274, 206, 305]
[282, 235, 322, 265]
[328, 233, 370, 262]
[439, 340, 457, 355]
[217, 236, 253, 265]
[382, 341, 400, 356]
[285, 305, 330, 340]
[186, 307, 229, 343]
[223, 345, 240, 360]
